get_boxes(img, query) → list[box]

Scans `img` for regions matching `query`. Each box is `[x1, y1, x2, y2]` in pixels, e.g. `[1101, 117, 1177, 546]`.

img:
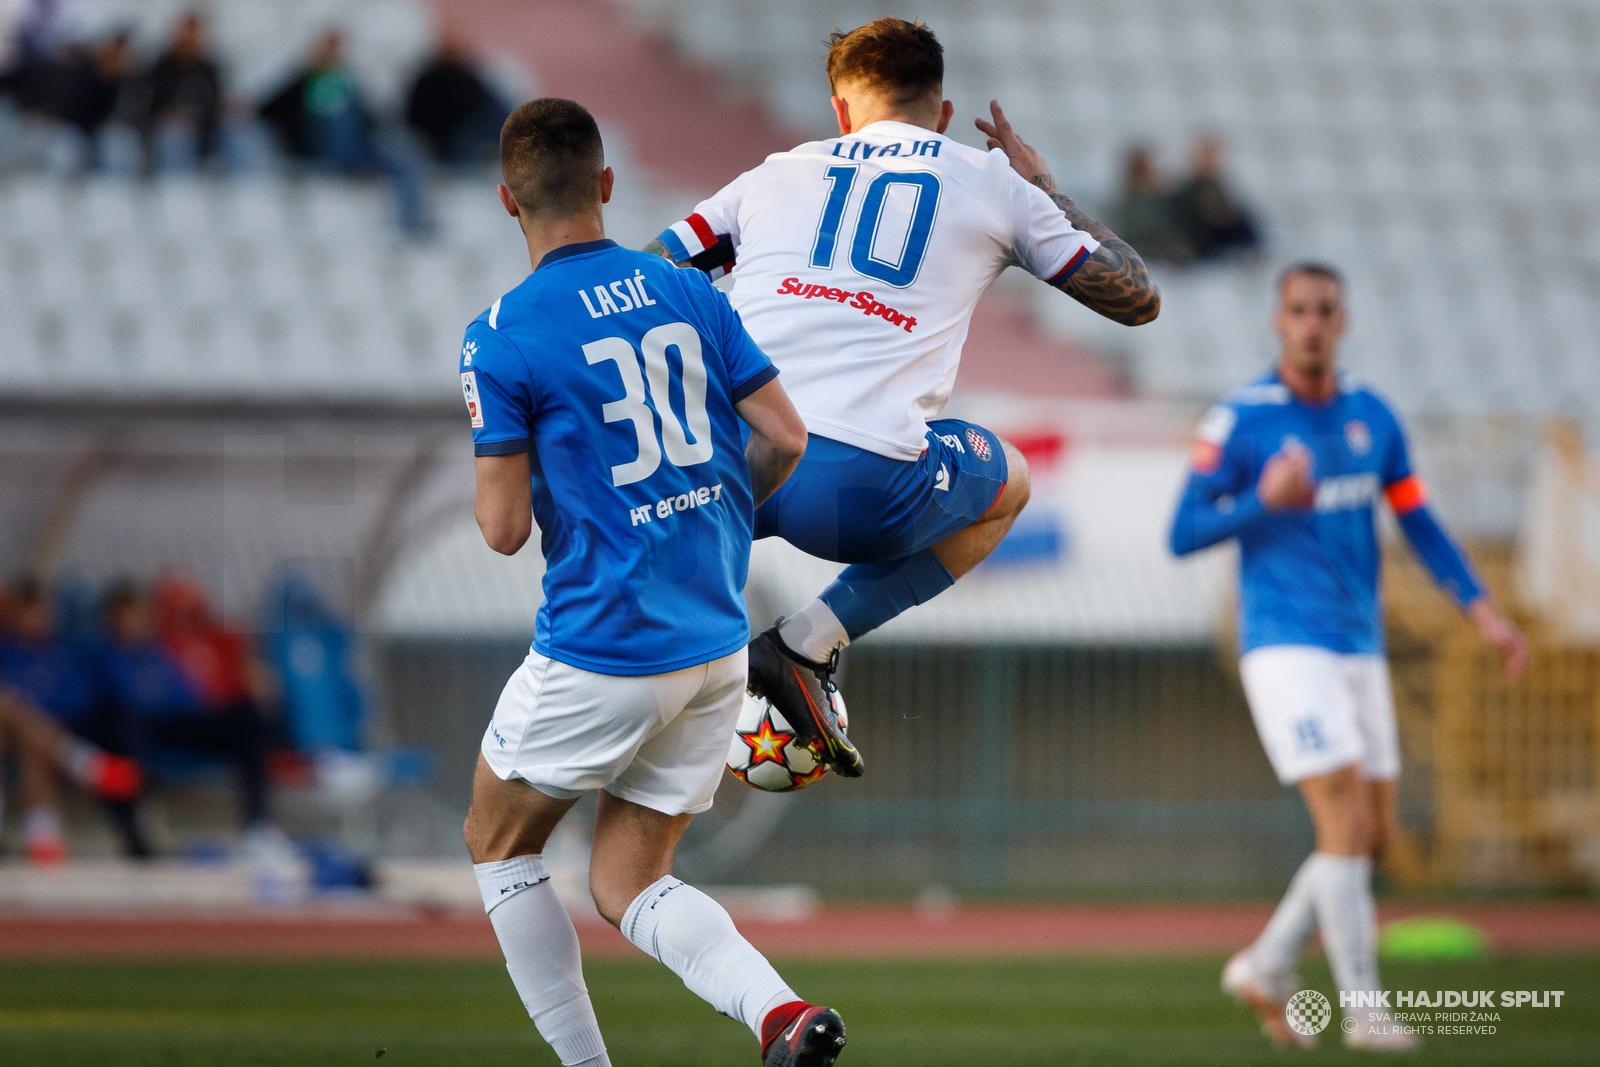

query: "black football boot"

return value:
[762, 1005, 847, 1067]
[746, 625, 863, 777]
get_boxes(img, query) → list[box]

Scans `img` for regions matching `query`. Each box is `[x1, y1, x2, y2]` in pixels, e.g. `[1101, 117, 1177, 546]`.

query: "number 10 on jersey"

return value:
[811, 165, 941, 288]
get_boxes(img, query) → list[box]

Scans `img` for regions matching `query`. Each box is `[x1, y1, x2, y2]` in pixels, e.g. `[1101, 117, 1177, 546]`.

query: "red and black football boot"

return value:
[747, 626, 862, 778]
[761, 1003, 847, 1067]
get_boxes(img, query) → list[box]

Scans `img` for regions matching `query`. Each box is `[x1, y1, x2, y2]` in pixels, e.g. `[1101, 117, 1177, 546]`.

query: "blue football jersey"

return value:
[1169, 371, 1478, 656]
[462, 239, 778, 675]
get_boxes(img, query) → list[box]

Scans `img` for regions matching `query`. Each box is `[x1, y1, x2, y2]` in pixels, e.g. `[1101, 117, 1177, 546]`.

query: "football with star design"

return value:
[725, 691, 836, 792]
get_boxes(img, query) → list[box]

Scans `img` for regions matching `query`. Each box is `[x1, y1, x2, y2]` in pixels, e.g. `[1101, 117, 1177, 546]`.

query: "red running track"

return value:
[3, 902, 1598, 960]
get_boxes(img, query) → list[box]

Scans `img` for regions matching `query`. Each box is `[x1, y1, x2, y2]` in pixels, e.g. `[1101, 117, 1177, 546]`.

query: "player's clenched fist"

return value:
[1257, 445, 1315, 511]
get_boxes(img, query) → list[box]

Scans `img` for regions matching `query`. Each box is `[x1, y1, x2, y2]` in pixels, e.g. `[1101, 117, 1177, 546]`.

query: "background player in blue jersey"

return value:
[459, 99, 846, 1067]
[1169, 264, 1528, 1050]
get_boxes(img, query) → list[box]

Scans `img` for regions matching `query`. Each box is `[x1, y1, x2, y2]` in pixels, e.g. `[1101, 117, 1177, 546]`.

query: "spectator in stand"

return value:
[404, 23, 507, 166]
[1168, 135, 1262, 263]
[142, 11, 222, 170]
[0, 0, 35, 99]
[259, 29, 431, 234]
[0, 8, 143, 175]
[1110, 146, 1189, 266]
[61, 30, 132, 134]
[2, 0, 81, 100]
[0, 577, 147, 860]
[101, 581, 283, 850]
[4, 0, 82, 122]
[64, 29, 144, 173]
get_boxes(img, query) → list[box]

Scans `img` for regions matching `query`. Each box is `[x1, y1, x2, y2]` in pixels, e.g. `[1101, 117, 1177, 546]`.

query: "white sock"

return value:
[474, 856, 611, 1067]
[621, 876, 797, 1038]
[1307, 853, 1381, 1001]
[778, 600, 849, 664]
[1248, 853, 1320, 972]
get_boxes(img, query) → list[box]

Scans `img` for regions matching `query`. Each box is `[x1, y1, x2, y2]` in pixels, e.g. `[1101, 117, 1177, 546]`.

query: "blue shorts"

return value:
[753, 419, 1010, 564]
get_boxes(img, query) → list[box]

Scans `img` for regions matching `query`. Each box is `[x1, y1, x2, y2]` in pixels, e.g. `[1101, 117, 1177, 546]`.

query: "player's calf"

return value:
[587, 790, 696, 926]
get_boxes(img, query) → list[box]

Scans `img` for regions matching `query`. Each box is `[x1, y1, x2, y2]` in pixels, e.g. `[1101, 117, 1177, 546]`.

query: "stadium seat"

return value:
[610, 0, 1599, 419]
[4, 0, 1593, 420]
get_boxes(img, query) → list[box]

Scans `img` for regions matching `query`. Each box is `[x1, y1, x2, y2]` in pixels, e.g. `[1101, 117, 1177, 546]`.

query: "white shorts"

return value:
[1238, 645, 1401, 786]
[480, 647, 746, 816]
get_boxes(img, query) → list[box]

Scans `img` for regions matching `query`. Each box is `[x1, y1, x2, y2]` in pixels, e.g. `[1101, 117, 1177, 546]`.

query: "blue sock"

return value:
[818, 549, 955, 640]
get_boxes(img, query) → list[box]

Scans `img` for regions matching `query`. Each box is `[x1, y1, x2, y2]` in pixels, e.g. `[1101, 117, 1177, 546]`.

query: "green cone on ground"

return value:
[1380, 916, 1488, 960]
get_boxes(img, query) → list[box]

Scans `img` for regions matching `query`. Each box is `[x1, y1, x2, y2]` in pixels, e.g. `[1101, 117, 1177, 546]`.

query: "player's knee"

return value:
[992, 439, 1031, 519]
[1332, 793, 1374, 853]
[461, 808, 487, 864]
[461, 804, 510, 865]
[587, 869, 640, 929]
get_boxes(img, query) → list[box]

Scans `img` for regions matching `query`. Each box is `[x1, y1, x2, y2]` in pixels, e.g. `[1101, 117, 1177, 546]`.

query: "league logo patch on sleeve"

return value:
[965, 428, 992, 461]
[1190, 405, 1236, 474]
[461, 371, 483, 429]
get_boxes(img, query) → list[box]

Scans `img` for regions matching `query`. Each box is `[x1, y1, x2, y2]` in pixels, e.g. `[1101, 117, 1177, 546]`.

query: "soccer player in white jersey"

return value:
[648, 19, 1160, 770]
[463, 100, 847, 1067]
[1168, 265, 1528, 1050]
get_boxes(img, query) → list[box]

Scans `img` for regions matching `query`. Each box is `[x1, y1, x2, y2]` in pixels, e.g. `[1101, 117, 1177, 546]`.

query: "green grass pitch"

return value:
[0, 954, 1595, 1065]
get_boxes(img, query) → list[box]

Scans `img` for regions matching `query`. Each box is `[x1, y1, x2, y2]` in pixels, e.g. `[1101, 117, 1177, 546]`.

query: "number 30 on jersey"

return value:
[583, 321, 713, 487]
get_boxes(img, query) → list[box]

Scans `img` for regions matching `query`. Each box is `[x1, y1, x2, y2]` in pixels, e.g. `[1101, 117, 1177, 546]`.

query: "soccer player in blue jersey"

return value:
[1169, 264, 1528, 1050]
[460, 99, 846, 1067]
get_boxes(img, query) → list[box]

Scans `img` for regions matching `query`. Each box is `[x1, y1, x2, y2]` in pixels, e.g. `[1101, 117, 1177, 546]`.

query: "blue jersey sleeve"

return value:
[461, 320, 535, 456]
[1376, 404, 1484, 610]
[1169, 403, 1270, 556]
[695, 271, 777, 403]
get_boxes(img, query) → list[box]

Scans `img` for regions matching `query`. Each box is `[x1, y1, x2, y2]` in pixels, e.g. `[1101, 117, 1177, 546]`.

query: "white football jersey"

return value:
[657, 119, 1098, 461]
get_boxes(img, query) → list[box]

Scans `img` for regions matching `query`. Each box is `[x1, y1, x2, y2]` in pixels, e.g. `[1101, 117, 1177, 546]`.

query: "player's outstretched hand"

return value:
[1469, 599, 1530, 681]
[976, 100, 1054, 190]
[1257, 445, 1315, 511]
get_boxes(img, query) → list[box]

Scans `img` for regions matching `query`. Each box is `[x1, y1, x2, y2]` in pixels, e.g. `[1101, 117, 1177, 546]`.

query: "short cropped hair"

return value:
[1277, 261, 1343, 295]
[825, 18, 943, 106]
[499, 98, 605, 217]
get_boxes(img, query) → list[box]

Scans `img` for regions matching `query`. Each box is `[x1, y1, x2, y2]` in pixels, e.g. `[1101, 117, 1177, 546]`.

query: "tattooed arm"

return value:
[641, 238, 688, 266]
[976, 101, 1160, 327]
